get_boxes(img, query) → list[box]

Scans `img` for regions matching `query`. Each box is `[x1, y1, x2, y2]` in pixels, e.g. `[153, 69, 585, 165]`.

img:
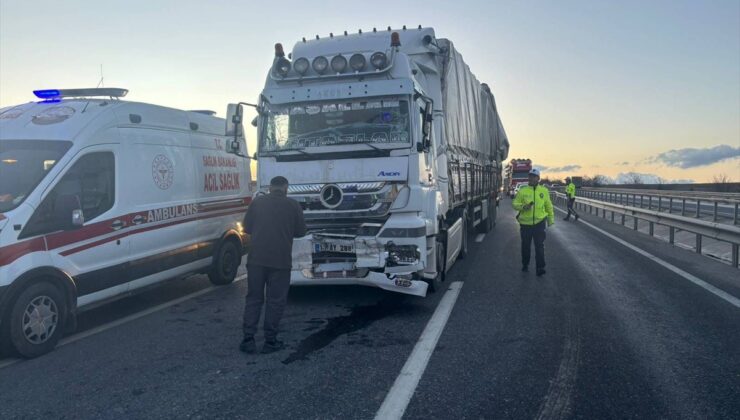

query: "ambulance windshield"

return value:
[260, 97, 410, 153]
[0, 140, 72, 212]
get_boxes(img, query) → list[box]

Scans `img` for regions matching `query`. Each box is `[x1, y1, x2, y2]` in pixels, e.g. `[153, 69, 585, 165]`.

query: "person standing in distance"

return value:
[563, 176, 579, 221]
[240, 176, 306, 354]
[513, 168, 554, 276]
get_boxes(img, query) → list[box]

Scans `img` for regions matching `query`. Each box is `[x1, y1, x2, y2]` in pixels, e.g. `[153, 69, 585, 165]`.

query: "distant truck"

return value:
[505, 158, 532, 197]
[0, 88, 251, 357]
[231, 27, 509, 297]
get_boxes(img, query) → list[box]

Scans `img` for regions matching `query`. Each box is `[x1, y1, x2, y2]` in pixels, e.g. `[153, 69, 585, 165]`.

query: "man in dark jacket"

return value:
[240, 176, 306, 354]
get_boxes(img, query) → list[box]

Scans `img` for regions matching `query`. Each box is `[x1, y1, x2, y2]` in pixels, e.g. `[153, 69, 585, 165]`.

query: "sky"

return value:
[1, 0, 738, 183]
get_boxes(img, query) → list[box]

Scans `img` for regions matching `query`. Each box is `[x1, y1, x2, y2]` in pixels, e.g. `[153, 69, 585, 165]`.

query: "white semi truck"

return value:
[230, 27, 509, 296]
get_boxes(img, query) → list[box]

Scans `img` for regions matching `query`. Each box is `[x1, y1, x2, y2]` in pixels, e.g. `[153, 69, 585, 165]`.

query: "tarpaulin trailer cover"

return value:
[437, 39, 509, 163]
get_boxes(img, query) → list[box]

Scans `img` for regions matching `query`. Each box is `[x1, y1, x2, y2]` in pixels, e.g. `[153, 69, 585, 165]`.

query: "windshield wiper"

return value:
[260, 147, 316, 158]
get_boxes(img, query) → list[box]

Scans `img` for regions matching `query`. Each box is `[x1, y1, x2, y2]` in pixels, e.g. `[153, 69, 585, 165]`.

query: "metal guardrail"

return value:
[572, 188, 740, 225]
[582, 187, 740, 201]
[552, 192, 740, 268]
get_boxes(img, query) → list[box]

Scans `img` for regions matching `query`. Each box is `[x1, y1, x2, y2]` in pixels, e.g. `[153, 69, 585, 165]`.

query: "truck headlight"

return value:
[385, 243, 420, 266]
[312, 56, 329, 74]
[294, 57, 310, 75]
[370, 52, 387, 69]
[330, 55, 348, 73]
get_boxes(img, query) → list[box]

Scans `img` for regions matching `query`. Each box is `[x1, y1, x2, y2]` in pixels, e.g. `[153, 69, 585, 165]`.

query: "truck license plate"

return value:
[314, 240, 355, 254]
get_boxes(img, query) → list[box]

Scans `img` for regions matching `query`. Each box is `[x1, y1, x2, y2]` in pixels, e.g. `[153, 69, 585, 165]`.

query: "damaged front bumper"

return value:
[290, 233, 429, 297]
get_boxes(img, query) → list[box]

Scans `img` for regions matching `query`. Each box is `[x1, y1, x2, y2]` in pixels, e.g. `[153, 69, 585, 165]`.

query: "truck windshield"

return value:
[0, 140, 72, 212]
[260, 97, 410, 153]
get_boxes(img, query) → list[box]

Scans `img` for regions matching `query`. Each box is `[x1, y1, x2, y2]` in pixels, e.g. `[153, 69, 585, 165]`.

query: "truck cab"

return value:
[244, 27, 508, 297]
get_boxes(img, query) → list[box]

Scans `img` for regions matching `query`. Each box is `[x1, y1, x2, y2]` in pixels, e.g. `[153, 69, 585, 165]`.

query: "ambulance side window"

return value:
[20, 152, 115, 238]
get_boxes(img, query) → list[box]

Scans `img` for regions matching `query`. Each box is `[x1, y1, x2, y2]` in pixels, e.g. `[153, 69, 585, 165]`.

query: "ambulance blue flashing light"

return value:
[32, 88, 129, 100]
[34, 89, 61, 99]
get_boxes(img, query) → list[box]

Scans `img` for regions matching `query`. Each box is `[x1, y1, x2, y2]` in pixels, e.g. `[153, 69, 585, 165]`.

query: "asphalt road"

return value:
[0, 202, 738, 419]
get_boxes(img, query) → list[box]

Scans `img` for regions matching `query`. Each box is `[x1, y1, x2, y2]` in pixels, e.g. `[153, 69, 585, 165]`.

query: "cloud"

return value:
[615, 161, 630, 166]
[615, 172, 695, 184]
[649, 145, 740, 169]
[536, 164, 581, 173]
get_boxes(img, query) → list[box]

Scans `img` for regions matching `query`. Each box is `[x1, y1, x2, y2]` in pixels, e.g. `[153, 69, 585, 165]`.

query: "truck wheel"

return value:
[477, 201, 495, 234]
[7, 281, 66, 358]
[426, 239, 446, 293]
[488, 201, 497, 229]
[209, 239, 240, 285]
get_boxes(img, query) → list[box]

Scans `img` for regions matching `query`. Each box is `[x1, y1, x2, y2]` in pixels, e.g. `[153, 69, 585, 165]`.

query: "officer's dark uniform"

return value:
[242, 188, 306, 350]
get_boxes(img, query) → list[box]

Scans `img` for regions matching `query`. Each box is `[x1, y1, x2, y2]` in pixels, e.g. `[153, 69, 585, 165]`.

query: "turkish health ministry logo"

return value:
[152, 155, 174, 190]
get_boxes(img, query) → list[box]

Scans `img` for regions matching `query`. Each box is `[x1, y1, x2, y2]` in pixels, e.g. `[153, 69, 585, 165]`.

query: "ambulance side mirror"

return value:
[54, 194, 84, 230]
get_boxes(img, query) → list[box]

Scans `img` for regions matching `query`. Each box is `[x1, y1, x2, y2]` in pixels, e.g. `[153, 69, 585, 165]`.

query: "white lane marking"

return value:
[554, 207, 740, 308]
[0, 274, 247, 370]
[475, 233, 486, 243]
[374, 281, 464, 420]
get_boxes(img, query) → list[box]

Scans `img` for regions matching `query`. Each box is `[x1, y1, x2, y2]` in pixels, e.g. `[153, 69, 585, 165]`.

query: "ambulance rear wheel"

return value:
[209, 240, 240, 285]
[7, 281, 66, 358]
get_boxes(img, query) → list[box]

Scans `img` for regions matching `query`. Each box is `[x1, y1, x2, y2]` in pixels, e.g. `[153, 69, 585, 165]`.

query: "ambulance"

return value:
[0, 88, 251, 358]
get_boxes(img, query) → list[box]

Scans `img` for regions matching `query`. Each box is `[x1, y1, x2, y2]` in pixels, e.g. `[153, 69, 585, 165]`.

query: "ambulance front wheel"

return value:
[5, 281, 67, 358]
[209, 239, 241, 285]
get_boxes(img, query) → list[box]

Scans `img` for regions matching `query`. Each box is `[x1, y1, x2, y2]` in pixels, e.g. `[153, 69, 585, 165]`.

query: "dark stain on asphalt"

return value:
[282, 297, 413, 365]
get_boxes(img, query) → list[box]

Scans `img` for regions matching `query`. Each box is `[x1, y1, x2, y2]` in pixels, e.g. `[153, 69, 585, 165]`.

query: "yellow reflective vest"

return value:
[513, 184, 555, 226]
[566, 182, 576, 198]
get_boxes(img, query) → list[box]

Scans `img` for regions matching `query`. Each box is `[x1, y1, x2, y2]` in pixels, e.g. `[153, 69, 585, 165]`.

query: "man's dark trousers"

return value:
[520, 220, 547, 270]
[243, 264, 291, 341]
[566, 198, 578, 218]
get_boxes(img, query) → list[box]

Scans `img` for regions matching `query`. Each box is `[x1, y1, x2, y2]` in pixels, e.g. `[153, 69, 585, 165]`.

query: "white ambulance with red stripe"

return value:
[0, 88, 251, 358]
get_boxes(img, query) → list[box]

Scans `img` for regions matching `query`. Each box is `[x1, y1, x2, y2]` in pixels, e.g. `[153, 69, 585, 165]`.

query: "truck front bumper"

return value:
[290, 269, 428, 297]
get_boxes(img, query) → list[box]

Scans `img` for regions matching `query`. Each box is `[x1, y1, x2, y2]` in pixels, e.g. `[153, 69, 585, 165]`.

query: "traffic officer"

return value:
[563, 177, 579, 221]
[512, 168, 554, 276]
[240, 176, 306, 354]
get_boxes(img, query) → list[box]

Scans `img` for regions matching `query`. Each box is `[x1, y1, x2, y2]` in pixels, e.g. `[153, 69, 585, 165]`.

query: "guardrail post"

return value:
[633, 217, 638, 231]
[696, 200, 701, 218]
[735, 203, 739, 226]
[696, 234, 702, 254]
[611, 211, 615, 222]
[640, 195, 644, 208]
[658, 196, 662, 211]
[648, 196, 652, 210]
[681, 199, 686, 216]
[732, 244, 739, 268]
[668, 197, 673, 214]
[713, 202, 718, 222]
[669, 226, 675, 244]
[621, 214, 625, 225]
[649, 221, 654, 236]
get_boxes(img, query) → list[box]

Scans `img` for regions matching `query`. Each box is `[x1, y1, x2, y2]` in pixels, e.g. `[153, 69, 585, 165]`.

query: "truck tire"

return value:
[7, 281, 66, 358]
[477, 201, 495, 234]
[426, 239, 446, 293]
[209, 239, 241, 285]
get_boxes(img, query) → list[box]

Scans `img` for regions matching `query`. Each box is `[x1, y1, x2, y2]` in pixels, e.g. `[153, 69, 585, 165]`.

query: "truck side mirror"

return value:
[225, 104, 244, 137]
[421, 102, 433, 151]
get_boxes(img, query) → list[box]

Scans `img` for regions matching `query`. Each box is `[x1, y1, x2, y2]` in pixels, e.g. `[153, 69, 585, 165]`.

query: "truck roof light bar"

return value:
[33, 88, 128, 99]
